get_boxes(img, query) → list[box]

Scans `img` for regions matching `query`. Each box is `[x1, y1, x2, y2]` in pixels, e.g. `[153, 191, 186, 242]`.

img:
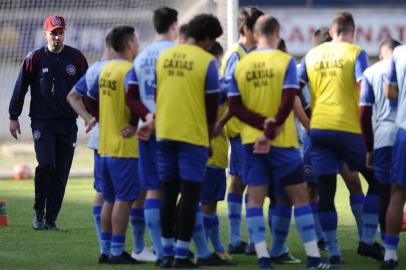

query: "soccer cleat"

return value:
[44, 221, 59, 231]
[271, 252, 302, 264]
[109, 251, 144, 265]
[258, 257, 272, 269]
[227, 241, 247, 254]
[159, 256, 174, 268]
[381, 260, 398, 269]
[245, 242, 256, 255]
[98, 254, 109, 264]
[131, 247, 157, 262]
[197, 252, 236, 266]
[32, 212, 45, 230]
[307, 262, 334, 270]
[329, 255, 344, 266]
[172, 258, 199, 268]
[216, 252, 233, 261]
[357, 241, 384, 261]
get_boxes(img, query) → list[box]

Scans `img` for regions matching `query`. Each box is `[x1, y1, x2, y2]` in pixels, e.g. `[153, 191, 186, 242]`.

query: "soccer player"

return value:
[216, 6, 264, 255]
[298, 12, 382, 264]
[296, 27, 366, 249]
[125, 7, 178, 264]
[360, 39, 400, 247]
[195, 41, 235, 266]
[9, 15, 88, 230]
[380, 42, 406, 269]
[66, 30, 116, 263]
[229, 15, 329, 270]
[155, 14, 222, 268]
[86, 25, 142, 264]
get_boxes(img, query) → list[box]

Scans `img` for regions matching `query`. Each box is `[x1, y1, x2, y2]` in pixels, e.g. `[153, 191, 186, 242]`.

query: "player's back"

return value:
[235, 49, 298, 148]
[133, 40, 175, 113]
[305, 41, 363, 134]
[98, 60, 138, 158]
[155, 44, 214, 147]
[364, 59, 397, 124]
[393, 45, 406, 128]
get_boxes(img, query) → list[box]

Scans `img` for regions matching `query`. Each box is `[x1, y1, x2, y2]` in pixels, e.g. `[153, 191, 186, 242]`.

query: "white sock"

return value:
[384, 249, 398, 261]
[255, 241, 270, 258]
[304, 240, 320, 257]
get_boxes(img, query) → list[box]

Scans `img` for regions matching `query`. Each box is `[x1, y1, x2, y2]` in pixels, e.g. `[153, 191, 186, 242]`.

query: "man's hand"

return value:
[10, 120, 21, 140]
[137, 113, 155, 141]
[212, 121, 224, 137]
[366, 151, 374, 169]
[85, 116, 96, 133]
[121, 124, 138, 138]
[253, 134, 271, 154]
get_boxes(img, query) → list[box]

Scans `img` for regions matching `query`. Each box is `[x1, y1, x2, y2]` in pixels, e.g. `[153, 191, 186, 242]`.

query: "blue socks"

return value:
[227, 193, 243, 246]
[294, 205, 320, 258]
[111, 235, 125, 257]
[350, 194, 365, 239]
[175, 240, 190, 259]
[130, 207, 145, 254]
[100, 232, 112, 256]
[383, 234, 399, 261]
[162, 237, 175, 257]
[319, 211, 341, 257]
[144, 199, 163, 259]
[93, 205, 102, 253]
[270, 204, 291, 257]
[310, 202, 324, 241]
[193, 207, 212, 258]
[203, 213, 225, 253]
[246, 207, 266, 245]
[361, 195, 379, 245]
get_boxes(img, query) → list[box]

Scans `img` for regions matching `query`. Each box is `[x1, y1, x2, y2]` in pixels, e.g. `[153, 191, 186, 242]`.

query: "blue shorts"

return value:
[374, 146, 393, 184]
[93, 151, 102, 192]
[242, 144, 305, 197]
[101, 156, 140, 202]
[310, 129, 367, 176]
[139, 136, 160, 190]
[301, 129, 317, 184]
[157, 140, 209, 183]
[391, 128, 406, 187]
[201, 167, 227, 204]
[229, 136, 243, 177]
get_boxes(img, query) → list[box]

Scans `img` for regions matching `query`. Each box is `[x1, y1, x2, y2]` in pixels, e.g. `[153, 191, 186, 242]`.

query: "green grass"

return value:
[0, 179, 405, 270]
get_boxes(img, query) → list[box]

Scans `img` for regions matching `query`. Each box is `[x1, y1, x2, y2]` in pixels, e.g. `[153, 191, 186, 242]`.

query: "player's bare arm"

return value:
[67, 89, 95, 133]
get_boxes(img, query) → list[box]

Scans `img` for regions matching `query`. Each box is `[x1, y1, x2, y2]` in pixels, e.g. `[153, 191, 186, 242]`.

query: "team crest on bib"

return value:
[66, 64, 76, 75]
[33, 130, 41, 141]
[52, 17, 62, 26]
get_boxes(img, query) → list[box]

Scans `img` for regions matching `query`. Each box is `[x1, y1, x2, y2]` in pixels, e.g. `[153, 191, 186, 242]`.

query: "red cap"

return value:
[43, 16, 66, 32]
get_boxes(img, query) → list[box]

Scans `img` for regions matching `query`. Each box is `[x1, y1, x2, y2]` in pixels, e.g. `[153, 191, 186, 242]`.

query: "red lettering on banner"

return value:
[397, 26, 405, 42]
[355, 27, 372, 43]
[288, 26, 304, 43]
[377, 27, 392, 42]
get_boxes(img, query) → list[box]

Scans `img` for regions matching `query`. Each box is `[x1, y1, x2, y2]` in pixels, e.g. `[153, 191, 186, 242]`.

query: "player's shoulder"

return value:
[88, 59, 109, 74]
[24, 47, 44, 61]
[393, 44, 406, 60]
[63, 45, 85, 56]
[364, 59, 387, 78]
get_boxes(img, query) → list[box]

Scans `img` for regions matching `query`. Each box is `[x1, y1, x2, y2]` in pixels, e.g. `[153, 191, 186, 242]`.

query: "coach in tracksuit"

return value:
[8, 15, 88, 230]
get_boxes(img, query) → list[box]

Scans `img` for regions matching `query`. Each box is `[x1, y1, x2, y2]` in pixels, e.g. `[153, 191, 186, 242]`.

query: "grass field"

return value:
[1, 178, 405, 270]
